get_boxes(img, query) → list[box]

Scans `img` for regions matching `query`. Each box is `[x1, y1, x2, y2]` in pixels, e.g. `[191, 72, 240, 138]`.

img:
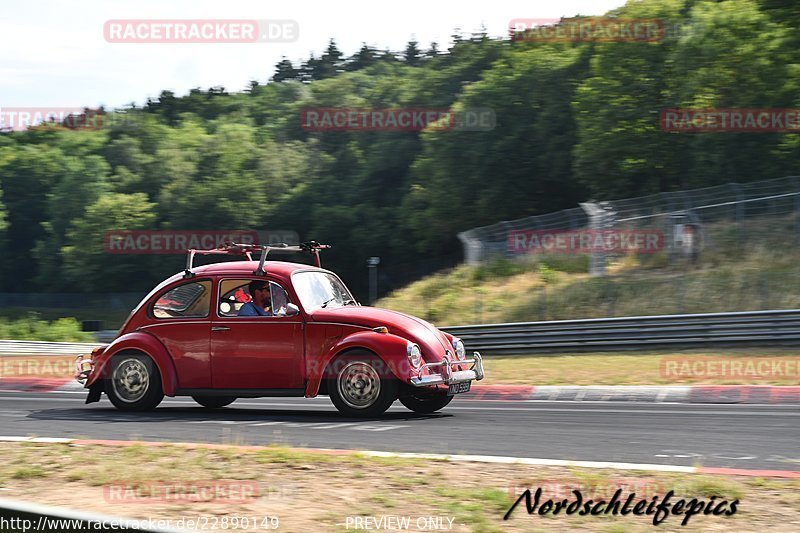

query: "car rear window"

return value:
[152, 280, 211, 319]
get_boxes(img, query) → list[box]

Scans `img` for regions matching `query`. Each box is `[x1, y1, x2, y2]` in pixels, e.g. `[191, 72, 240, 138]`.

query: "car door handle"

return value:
[211, 326, 230, 332]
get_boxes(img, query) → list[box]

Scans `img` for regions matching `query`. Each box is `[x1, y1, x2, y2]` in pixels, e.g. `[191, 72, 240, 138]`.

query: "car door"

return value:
[210, 278, 305, 390]
[139, 279, 213, 389]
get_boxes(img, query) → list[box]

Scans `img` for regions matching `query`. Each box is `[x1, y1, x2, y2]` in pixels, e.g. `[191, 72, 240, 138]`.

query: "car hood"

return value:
[311, 306, 453, 360]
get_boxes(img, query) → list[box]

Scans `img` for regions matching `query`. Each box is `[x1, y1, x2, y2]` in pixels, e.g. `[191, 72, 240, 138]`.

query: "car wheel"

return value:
[328, 351, 398, 417]
[400, 392, 453, 413]
[106, 353, 164, 411]
[192, 396, 236, 408]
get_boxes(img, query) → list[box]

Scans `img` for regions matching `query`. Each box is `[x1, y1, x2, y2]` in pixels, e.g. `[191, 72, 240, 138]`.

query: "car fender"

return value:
[86, 331, 179, 396]
[305, 330, 413, 397]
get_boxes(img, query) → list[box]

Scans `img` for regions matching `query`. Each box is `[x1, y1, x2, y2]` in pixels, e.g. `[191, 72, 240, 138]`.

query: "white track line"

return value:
[0, 435, 694, 473]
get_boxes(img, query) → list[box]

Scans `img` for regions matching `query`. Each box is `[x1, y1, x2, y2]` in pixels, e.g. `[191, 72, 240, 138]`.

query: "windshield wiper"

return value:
[342, 299, 357, 306]
[320, 297, 337, 308]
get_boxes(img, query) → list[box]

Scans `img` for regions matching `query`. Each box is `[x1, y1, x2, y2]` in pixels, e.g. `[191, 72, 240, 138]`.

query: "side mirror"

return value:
[285, 303, 300, 317]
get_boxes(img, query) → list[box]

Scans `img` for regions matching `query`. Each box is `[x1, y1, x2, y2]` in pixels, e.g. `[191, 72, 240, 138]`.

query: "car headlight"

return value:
[407, 343, 422, 369]
[452, 338, 466, 360]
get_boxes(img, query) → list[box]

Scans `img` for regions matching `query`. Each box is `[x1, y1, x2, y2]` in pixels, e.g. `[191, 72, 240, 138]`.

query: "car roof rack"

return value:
[183, 241, 331, 278]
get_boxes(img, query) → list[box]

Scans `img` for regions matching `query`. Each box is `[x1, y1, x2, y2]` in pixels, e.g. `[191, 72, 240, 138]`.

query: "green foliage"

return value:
[1, 1, 799, 299]
[0, 314, 94, 342]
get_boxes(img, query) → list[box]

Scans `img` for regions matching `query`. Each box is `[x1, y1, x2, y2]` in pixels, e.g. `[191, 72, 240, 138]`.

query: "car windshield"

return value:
[292, 271, 355, 310]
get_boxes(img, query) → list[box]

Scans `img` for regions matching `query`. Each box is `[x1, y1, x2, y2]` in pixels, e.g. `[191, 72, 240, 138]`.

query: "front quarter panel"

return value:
[86, 331, 179, 396]
[305, 330, 414, 397]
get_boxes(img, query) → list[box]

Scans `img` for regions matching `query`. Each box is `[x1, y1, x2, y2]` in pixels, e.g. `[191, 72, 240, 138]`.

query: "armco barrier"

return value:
[2, 309, 800, 357]
[443, 309, 800, 354]
[0, 340, 98, 356]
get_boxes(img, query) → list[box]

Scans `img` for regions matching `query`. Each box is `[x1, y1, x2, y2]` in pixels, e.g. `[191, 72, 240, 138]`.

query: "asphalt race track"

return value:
[0, 390, 797, 472]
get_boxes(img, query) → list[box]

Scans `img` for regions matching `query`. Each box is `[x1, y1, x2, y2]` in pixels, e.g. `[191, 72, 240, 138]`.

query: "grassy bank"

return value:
[481, 349, 800, 386]
[0, 442, 796, 532]
[376, 248, 800, 326]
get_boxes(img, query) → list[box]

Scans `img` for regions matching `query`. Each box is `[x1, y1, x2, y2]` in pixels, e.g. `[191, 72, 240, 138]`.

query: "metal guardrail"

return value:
[0, 340, 99, 356]
[3, 309, 800, 357]
[443, 309, 800, 354]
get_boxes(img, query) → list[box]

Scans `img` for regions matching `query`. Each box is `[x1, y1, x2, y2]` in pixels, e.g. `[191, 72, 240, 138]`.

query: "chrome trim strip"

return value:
[305, 322, 373, 330]
[139, 321, 210, 329]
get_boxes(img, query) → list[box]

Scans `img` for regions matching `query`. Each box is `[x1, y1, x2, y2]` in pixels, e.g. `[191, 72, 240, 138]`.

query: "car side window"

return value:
[218, 279, 291, 318]
[152, 280, 212, 319]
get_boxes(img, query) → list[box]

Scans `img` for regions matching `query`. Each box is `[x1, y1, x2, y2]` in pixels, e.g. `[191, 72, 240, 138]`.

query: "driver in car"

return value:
[238, 280, 273, 316]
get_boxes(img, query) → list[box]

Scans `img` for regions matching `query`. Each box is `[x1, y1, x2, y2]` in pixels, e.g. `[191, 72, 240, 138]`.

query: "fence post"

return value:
[580, 202, 607, 276]
[792, 177, 800, 245]
[732, 183, 744, 246]
[539, 286, 547, 321]
[676, 277, 685, 314]
[606, 278, 616, 317]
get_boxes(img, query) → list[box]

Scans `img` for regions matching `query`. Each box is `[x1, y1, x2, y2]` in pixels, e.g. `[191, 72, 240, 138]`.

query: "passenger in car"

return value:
[237, 280, 272, 316]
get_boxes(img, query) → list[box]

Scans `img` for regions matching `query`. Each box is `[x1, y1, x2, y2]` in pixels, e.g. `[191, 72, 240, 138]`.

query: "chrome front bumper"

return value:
[75, 354, 94, 385]
[409, 351, 484, 387]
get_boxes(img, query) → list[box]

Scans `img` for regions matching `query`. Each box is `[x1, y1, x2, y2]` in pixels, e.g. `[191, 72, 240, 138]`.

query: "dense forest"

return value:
[1, 0, 799, 298]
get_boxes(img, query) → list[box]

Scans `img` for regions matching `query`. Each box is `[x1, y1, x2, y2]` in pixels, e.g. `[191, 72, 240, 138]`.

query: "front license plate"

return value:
[447, 381, 471, 395]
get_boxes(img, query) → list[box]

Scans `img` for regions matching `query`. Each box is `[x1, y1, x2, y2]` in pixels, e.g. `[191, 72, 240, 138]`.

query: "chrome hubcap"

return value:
[338, 361, 381, 409]
[112, 358, 150, 403]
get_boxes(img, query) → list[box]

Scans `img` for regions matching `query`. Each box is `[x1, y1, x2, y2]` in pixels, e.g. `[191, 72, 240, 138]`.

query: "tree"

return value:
[61, 193, 159, 291]
[403, 39, 422, 66]
[314, 39, 345, 79]
[273, 58, 299, 82]
[346, 44, 377, 71]
[300, 54, 322, 82]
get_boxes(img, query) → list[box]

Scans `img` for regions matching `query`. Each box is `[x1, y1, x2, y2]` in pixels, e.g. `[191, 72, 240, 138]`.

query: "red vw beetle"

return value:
[76, 242, 484, 417]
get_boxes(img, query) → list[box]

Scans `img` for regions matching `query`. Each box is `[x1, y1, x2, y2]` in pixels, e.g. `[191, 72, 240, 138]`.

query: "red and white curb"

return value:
[0, 436, 797, 479]
[1, 381, 799, 403]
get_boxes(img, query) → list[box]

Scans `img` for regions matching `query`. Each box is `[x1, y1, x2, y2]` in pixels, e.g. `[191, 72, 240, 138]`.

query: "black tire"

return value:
[400, 392, 453, 413]
[192, 396, 237, 408]
[327, 351, 398, 417]
[106, 352, 164, 411]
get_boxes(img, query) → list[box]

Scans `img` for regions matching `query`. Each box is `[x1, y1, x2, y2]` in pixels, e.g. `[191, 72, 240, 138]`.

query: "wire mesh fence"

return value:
[458, 176, 800, 266]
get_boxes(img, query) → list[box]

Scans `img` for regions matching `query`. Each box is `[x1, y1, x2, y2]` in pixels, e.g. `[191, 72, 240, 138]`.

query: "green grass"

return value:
[483, 350, 800, 385]
[377, 243, 800, 326]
